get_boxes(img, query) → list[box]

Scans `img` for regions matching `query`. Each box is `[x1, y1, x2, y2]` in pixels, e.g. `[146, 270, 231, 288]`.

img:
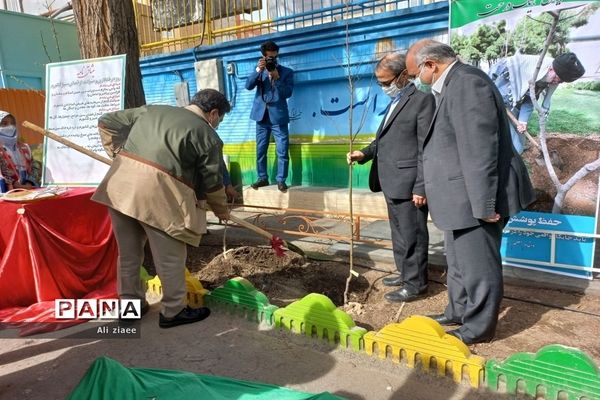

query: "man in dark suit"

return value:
[347, 52, 435, 303]
[245, 40, 294, 192]
[407, 41, 535, 344]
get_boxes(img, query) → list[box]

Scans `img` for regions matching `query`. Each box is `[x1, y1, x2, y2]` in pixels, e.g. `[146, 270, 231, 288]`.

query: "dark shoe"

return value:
[251, 179, 269, 189]
[141, 301, 150, 317]
[384, 287, 427, 303]
[382, 275, 403, 287]
[447, 329, 491, 345]
[277, 182, 288, 192]
[428, 313, 461, 326]
[159, 306, 211, 329]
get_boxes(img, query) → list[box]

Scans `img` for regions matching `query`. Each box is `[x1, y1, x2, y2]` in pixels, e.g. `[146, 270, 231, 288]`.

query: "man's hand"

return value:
[412, 194, 427, 208]
[516, 122, 528, 133]
[269, 68, 280, 81]
[346, 150, 365, 165]
[225, 184, 238, 202]
[257, 58, 266, 71]
[482, 213, 501, 223]
[214, 210, 230, 221]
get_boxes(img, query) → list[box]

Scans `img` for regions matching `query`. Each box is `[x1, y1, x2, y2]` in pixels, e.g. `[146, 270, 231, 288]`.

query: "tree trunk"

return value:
[71, 0, 145, 108]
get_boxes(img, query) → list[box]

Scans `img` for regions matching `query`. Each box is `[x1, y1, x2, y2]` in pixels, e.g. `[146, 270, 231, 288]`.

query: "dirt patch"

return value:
[196, 246, 370, 308]
[174, 244, 600, 363]
[523, 134, 600, 215]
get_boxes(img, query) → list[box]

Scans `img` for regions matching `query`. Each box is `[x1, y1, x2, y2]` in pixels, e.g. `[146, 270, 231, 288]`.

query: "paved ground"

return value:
[1, 211, 598, 399]
[1, 310, 511, 400]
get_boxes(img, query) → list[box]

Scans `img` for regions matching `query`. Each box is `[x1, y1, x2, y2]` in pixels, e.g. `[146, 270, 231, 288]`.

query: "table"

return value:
[0, 188, 117, 333]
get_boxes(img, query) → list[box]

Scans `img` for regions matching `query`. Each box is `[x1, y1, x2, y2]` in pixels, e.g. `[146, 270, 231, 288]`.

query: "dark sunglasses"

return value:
[377, 75, 398, 87]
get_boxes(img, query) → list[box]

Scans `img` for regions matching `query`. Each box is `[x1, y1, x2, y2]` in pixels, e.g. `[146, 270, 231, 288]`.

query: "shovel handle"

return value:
[228, 214, 274, 241]
[22, 121, 113, 165]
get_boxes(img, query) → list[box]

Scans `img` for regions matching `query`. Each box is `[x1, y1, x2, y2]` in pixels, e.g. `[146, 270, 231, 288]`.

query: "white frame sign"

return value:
[42, 54, 126, 186]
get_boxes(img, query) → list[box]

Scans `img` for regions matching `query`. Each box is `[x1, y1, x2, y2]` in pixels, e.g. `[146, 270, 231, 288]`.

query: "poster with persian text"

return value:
[42, 54, 125, 186]
[451, 0, 600, 279]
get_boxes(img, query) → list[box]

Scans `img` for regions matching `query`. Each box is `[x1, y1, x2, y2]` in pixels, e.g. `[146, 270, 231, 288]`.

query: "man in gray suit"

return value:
[407, 41, 535, 344]
[347, 53, 435, 303]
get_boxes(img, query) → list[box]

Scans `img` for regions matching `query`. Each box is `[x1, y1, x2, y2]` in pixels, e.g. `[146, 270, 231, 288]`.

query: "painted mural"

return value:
[450, 0, 600, 278]
[188, 2, 450, 189]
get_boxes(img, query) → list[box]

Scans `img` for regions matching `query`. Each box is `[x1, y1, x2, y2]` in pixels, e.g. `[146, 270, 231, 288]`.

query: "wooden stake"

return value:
[22, 121, 112, 165]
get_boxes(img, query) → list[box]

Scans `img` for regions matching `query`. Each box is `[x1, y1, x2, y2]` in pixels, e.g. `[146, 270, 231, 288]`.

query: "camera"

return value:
[265, 56, 277, 72]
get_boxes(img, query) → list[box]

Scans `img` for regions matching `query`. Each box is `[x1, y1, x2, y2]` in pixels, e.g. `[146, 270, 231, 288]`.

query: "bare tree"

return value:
[71, 0, 145, 108]
[343, 7, 356, 306]
[340, 2, 378, 305]
[528, 8, 600, 213]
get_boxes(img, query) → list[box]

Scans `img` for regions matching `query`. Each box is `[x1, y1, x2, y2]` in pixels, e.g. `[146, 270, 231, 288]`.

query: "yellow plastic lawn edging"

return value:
[146, 277, 600, 398]
[364, 315, 485, 388]
[147, 268, 208, 307]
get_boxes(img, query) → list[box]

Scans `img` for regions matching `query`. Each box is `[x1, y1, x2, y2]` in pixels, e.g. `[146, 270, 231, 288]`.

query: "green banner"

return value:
[450, 0, 586, 28]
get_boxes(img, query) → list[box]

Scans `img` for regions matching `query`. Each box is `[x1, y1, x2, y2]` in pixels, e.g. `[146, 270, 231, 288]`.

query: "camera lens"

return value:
[265, 57, 277, 72]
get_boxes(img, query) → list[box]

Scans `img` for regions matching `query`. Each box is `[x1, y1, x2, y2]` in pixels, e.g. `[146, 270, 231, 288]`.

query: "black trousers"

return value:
[443, 220, 504, 342]
[385, 196, 429, 292]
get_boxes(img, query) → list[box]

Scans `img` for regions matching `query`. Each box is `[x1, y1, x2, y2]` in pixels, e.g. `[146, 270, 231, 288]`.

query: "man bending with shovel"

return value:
[92, 89, 230, 328]
[488, 52, 585, 154]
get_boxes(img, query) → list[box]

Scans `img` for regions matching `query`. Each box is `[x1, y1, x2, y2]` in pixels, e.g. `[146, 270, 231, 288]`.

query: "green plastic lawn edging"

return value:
[199, 277, 600, 398]
[205, 277, 278, 324]
[486, 344, 600, 399]
[273, 293, 367, 352]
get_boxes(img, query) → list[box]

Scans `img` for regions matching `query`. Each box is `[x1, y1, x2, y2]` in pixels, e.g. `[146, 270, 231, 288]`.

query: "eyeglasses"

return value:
[377, 74, 399, 87]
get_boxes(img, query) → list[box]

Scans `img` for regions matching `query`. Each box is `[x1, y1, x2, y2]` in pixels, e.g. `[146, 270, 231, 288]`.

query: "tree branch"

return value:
[552, 158, 600, 213]
[529, 11, 562, 189]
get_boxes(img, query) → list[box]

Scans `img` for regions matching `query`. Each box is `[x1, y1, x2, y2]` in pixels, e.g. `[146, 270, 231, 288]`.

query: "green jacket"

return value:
[98, 104, 224, 197]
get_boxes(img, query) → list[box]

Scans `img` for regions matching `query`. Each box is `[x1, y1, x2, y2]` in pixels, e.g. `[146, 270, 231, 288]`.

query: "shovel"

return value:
[228, 214, 304, 257]
[23, 121, 305, 257]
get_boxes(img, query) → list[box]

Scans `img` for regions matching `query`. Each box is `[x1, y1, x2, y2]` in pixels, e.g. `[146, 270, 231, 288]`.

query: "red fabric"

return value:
[270, 236, 285, 258]
[0, 188, 117, 334]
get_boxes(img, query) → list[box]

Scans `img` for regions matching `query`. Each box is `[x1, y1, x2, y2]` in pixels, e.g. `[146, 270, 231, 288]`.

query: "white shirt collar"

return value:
[431, 60, 458, 97]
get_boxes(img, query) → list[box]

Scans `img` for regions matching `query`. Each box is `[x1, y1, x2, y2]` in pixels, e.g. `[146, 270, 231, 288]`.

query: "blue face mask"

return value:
[0, 125, 17, 148]
[411, 77, 431, 93]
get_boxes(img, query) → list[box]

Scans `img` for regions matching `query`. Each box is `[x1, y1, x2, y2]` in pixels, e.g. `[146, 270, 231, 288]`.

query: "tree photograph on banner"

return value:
[42, 54, 126, 186]
[450, 0, 600, 279]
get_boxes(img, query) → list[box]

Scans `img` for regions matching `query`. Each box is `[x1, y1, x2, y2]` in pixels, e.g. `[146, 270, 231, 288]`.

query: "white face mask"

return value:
[382, 84, 403, 99]
[0, 125, 18, 148]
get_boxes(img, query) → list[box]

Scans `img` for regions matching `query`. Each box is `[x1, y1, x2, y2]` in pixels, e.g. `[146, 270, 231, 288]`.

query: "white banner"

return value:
[42, 55, 126, 186]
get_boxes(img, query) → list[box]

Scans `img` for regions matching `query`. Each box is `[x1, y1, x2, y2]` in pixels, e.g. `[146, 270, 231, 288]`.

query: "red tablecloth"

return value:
[0, 188, 117, 334]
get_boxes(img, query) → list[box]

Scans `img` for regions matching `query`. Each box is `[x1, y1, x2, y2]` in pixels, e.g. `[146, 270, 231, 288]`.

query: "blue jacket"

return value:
[245, 65, 294, 125]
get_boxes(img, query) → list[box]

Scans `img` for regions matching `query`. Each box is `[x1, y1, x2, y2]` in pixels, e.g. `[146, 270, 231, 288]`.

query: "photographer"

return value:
[245, 40, 294, 192]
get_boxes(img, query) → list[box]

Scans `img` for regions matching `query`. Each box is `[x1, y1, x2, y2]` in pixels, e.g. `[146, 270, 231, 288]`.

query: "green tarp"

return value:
[68, 356, 344, 400]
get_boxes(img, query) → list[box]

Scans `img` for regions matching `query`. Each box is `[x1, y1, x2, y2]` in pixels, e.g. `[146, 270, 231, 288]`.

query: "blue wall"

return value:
[140, 2, 449, 187]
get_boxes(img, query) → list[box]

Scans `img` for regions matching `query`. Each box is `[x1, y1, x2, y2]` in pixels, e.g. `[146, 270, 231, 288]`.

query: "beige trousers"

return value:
[108, 208, 188, 318]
